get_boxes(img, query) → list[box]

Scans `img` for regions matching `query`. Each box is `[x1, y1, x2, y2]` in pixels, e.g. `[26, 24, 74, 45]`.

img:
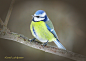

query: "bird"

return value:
[30, 10, 66, 50]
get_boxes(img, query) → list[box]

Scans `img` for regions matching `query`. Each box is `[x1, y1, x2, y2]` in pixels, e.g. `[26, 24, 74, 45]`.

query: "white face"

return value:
[34, 17, 45, 21]
[33, 12, 46, 21]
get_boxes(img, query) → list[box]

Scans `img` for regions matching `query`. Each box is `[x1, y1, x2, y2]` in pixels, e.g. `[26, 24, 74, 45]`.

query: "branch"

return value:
[0, 29, 86, 61]
[4, 0, 15, 27]
[1, 0, 15, 35]
[0, 18, 4, 26]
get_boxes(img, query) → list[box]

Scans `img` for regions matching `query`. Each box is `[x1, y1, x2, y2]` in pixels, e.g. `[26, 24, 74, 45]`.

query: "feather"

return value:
[54, 39, 66, 50]
[45, 19, 58, 39]
[45, 19, 66, 50]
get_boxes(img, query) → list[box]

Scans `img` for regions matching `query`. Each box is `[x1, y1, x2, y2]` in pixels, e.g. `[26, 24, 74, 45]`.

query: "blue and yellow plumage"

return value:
[30, 10, 66, 50]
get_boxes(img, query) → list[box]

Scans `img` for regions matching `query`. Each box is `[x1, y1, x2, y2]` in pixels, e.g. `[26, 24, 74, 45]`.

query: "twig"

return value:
[0, 18, 4, 26]
[1, 0, 15, 35]
[4, 0, 15, 27]
[0, 29, 86, 61]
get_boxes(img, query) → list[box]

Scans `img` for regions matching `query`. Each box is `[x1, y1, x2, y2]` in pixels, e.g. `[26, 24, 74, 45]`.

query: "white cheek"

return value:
[34, 17, 45, 21]
[34, 12, 46, 17]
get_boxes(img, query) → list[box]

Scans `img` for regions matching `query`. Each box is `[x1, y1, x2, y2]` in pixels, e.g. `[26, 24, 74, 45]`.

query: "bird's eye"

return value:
[36, 16, 40, 18]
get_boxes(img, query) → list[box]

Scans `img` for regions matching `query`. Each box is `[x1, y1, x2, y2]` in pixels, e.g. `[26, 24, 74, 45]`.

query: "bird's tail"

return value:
[53, 39, 66, 50]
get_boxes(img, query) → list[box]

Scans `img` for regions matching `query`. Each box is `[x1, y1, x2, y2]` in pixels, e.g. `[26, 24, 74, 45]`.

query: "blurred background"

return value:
[0, 0, 86, 61]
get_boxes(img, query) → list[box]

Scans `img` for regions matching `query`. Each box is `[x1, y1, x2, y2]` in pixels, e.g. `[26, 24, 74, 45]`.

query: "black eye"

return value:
[36, 16, 40, 18]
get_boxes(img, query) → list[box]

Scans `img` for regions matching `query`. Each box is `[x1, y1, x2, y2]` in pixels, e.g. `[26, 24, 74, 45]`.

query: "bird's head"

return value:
[32, 10, 49, 22]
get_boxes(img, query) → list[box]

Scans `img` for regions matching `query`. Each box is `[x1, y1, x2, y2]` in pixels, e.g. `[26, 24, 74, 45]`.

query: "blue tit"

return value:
[30, 10, 66, 50]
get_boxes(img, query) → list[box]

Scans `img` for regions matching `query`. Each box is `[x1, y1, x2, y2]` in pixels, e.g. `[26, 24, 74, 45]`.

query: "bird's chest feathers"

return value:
[32, 21, 46, 32]
[31, 21, 56, 42]
[32, 21, 49, 40]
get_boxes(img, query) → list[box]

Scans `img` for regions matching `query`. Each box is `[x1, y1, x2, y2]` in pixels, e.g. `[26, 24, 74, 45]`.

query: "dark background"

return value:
[0, 0, 86, 61]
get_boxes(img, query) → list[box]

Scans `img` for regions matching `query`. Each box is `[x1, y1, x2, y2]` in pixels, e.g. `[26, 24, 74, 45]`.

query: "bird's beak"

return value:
[32, 15, 34, 17]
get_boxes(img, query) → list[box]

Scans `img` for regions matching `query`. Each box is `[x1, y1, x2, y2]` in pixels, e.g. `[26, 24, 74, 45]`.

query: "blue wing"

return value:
[45, 23, 58, 39]
[45, 20, 66, 50]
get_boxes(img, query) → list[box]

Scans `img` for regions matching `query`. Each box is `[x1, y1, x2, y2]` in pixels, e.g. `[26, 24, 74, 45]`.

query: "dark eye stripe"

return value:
[36, 16, 40, 18]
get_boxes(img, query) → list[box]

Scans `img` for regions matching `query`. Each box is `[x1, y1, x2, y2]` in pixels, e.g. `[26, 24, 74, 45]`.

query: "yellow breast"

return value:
[30, 21, 56, 42]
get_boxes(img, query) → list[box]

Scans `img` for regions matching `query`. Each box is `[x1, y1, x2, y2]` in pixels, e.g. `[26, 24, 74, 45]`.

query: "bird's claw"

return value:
[43, 41, 48, 47]
[30, 38, 36, 42]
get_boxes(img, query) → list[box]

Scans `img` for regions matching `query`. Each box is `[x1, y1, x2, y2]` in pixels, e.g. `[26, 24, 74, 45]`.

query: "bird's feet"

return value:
[43, 41, 48, 47]
[30, 38, 36, 42]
